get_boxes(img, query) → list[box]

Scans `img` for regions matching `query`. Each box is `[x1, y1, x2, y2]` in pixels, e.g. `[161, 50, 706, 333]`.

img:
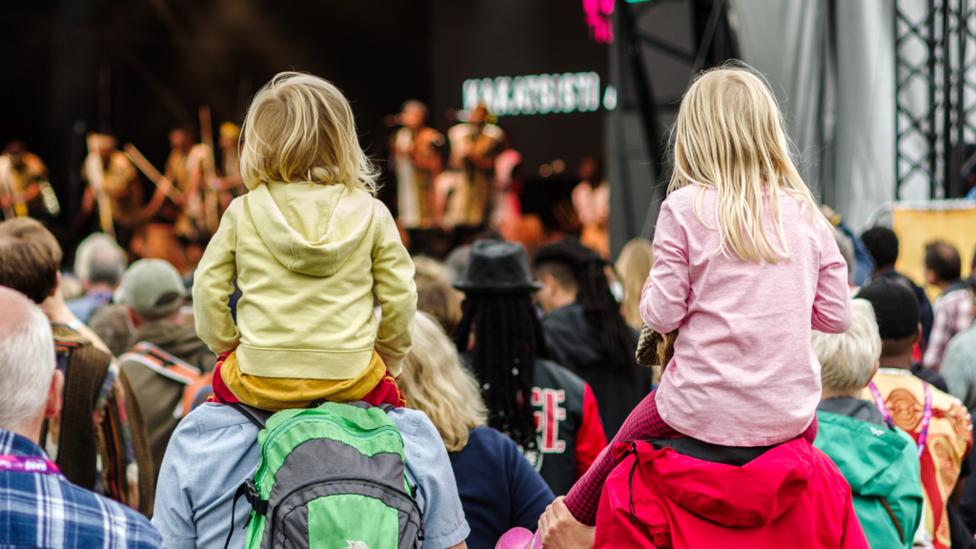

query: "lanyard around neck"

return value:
[868, 381, 932, 458]
[0, 454, 60, 475]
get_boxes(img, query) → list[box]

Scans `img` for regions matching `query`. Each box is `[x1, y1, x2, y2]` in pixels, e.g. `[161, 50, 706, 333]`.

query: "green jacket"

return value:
[814, 406, 923, 549]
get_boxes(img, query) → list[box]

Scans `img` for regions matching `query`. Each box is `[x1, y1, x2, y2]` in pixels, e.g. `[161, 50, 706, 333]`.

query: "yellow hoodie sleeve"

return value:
[371, 200, 417, 375]
[192, 198, 241, 354]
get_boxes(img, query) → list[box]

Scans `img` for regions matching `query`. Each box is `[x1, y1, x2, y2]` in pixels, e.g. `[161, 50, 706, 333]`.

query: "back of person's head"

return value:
[0, 218, 62, 304]
[860, 226, 899, 270]
[534, 238, 638, 371]
[0, 287, 56, 431]
[416, 278, 463, 336]
[119, 259, 187, 321]
[413, 255, 450, 288]
[454, 240, 543, 452]
[811, 299, 881, 396]
[74, 233, 126, 288]
[615, 238, 654, 329]
[924, 240, 962, 283]
[669, 64, 821, 263]
[856, 278, 919, 356]
[399, 312, 487, 452]
[240, 71, 378, 193]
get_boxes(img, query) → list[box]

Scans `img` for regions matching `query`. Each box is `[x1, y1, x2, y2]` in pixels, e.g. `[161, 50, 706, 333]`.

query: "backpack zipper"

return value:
[627, 442, 639, 524]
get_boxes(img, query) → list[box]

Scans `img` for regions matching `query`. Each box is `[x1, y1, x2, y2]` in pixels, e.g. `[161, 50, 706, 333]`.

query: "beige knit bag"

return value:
[635, 326, 677, 370]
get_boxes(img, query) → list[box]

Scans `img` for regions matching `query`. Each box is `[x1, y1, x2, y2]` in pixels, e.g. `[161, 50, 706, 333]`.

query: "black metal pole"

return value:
[928, 0, 938, 198]
[942, 0, 952, 197]
[894, 1, 902, 198]
[618, 0, 665, 234]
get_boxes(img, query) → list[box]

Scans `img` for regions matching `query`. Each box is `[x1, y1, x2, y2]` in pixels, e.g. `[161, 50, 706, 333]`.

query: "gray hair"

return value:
[812, 299, 881, 394]
[74, 233, 126, 286]
[0, 287, 56, 430]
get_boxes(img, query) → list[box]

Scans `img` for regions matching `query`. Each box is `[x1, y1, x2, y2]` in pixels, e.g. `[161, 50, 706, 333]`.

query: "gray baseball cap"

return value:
[118, 259, 187, 320]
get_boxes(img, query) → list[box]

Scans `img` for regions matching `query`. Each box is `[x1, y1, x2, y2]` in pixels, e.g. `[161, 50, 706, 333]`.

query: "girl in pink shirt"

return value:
[561, 66, 852, 525]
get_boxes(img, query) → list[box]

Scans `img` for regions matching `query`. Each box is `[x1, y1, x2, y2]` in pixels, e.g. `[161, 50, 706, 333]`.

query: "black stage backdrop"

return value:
[428, 0, 608, 176]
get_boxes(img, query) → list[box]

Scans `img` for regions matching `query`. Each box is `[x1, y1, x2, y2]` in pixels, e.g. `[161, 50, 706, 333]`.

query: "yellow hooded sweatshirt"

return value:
[192, 181, 416, 380]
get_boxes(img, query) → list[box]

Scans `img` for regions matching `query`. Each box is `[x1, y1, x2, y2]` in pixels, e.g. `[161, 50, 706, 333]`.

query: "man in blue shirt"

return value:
[0, 286, 160, 548]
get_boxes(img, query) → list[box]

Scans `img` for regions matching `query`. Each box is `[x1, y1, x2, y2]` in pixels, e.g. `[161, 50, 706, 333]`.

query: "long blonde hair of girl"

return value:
[669, 65, 823, 263]
[239, 71, 379, 194]
[398, 312, 488, 452]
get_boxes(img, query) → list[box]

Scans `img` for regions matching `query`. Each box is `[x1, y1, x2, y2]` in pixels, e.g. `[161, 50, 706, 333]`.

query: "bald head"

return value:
[0, 287, 57, 431]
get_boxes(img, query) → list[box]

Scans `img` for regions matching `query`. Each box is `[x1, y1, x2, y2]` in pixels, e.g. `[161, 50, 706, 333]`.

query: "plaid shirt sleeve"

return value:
[924, 291, 975, 371]
[0, 430, 162, 548]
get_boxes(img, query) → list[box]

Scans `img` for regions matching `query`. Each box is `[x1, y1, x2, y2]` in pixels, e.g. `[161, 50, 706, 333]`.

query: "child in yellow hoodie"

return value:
[192, 72, 416, 411]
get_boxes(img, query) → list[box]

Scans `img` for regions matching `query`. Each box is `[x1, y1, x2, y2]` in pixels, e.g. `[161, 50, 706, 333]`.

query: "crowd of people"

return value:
[0, 65, 975, 549]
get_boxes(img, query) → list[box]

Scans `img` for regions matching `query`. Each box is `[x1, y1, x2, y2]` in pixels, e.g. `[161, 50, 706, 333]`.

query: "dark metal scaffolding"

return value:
[894, 0, 976, 199]
[607, 0, 738, 254]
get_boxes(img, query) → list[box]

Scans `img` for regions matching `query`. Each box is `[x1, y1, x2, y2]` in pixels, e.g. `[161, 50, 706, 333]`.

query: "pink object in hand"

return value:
[495, 527, 542, 549]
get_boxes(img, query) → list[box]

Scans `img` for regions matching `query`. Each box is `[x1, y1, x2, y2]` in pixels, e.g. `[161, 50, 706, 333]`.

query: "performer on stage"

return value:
[391, 100, 443, 229]
[572, 155, 610, 258]
[0, 140, 60, 222]
[81, 134, 141, 247]
[208, 122, 244, 212]
[163, 127, 211, 242]
[443, 103, 505, 228]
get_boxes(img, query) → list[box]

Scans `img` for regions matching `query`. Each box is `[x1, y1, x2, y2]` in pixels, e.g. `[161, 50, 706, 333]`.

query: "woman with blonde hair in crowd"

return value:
[614, 237, 653, 331]
[399, 312, 554, 549]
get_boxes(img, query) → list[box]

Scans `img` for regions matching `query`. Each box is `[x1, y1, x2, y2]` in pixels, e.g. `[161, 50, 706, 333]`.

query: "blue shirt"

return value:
[66, 290, 114, 324]
[152, 403, 470, 549]
[0, 429, 161, 548]
[450, 427, 554, 549]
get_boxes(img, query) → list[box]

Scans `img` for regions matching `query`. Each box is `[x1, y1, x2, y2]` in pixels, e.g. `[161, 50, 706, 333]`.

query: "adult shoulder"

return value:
[534, 358, 586, 395]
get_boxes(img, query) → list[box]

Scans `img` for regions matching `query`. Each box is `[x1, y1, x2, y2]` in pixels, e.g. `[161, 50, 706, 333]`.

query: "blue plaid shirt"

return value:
[0, 429, 161, 548]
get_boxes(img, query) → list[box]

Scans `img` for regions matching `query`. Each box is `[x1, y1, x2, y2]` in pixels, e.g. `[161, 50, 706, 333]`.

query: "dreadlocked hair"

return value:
[536, 239, 638, 371]
[453, 294, 543, 452]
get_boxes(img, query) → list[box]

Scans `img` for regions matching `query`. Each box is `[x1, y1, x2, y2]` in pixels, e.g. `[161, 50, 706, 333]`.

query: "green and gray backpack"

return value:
[224, 401, 424, 549]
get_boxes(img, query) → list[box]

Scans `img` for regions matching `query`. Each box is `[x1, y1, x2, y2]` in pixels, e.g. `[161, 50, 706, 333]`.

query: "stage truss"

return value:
[894, 0, 976, 199]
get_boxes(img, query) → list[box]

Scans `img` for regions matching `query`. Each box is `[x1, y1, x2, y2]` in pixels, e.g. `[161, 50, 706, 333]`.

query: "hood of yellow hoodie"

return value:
[244, 182, 374, 277]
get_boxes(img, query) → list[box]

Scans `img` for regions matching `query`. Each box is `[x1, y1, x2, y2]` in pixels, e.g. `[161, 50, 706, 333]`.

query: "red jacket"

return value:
[594, 438, 868, 549]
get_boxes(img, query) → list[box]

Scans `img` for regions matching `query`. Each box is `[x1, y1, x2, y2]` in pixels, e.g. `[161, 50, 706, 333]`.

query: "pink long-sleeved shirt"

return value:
[642, 185, 851, 446]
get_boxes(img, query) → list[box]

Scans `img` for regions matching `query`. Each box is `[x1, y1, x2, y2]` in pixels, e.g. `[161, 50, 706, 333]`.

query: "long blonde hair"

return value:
[239, 71, 379, 194]
[615, 237, 654, 330]
[398, 312, 488, 452]
[669, 65, 822, 263]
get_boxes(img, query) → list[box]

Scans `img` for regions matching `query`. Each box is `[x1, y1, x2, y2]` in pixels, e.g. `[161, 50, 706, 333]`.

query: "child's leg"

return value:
[564, 390, 677, 525]
[214, 351, 400, 411]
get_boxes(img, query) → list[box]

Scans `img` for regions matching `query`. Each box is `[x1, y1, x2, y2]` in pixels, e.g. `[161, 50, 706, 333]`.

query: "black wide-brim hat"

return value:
[454, 239, 543, 295]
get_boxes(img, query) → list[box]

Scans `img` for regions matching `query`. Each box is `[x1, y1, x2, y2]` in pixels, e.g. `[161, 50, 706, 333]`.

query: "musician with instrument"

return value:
[443, 103, 505, 228]
[163, 127, 212, 240]
[81, 134, 141, 247]
[0, 140, 60, 223]
[391, 100, 443, 229]
[209, 122, 245, 212]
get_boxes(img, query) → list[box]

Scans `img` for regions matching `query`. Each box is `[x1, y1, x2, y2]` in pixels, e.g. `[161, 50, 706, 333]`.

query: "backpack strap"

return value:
[334, 400, 395, 413]
[226, 402, 272, 430]
[119, 342, 202, 385]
